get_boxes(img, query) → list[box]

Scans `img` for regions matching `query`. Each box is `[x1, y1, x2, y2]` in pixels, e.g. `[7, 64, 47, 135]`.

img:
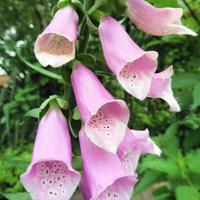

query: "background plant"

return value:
[0, 0, 200, 199]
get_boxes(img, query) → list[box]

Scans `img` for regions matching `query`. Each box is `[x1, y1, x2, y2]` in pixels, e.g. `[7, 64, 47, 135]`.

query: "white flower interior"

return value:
[88, 110, 117, 138]
[40, 33, 73, 56]
[35, 161, 69, 199]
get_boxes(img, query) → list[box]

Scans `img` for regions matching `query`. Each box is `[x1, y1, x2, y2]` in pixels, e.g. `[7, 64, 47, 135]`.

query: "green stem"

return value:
[83, 0, 93, 11]
[78, 20, 90, 53]
[182, 0, 200, 27]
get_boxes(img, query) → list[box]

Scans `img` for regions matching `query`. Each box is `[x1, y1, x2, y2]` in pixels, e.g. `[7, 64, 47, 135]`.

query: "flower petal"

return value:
[148, 66, 180, 112]
[118, 128, 161, 175]
[117, 52, 158, 100]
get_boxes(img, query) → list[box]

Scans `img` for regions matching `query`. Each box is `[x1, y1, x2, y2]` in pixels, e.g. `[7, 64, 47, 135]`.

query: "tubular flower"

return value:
[20, 107, 81, 200]
[99, 16, 158, 100]
[127, 0, 197, 36]
[117, 128, 161, 176]
[79, 129, 137, 200]
[71, 64, 130, 153]
[34, 6, 78, 68]
[148, 66, 180, 112]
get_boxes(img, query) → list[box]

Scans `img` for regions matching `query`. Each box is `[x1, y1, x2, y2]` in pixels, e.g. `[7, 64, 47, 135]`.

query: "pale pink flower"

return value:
[20, 107, 81, 200]
[34, 6, 78, 68]
[118, 128, 161, 176]
[71, 64, 130, 153]
[99, 16, 158, 100]
[127, 0, 197, 36]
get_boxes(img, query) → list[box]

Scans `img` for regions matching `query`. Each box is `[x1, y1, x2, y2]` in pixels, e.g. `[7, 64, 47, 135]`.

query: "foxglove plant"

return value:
[117, 129, 161, 176]
[34, 6, 78, 68]
[21, 0, 197, 199]
[99, 16, 158, 100]
[148, 66, 180, 112]
[79, 129, 137, 200]
[21, 106, 81, 200]
[127, 0, 197, 36]
[71, 64, 130, 153]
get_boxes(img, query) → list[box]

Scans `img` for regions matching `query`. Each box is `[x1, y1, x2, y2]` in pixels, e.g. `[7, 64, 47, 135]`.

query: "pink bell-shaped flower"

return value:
[127, 0, 197, 36]
[118, 128, 161, 176]
[20, 106, 81, 200]
[34, 6, 78, 68]
[71, 64, 130, 153]
[99, 16, 158, 100]
[79, 129, 137, 200]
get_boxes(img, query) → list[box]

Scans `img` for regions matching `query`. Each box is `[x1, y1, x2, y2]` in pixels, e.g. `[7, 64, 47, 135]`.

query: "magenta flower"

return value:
[79, 129, 137, 200]
[148, 66, 180, 112]
[71, 64, 130, 153]
[20, 107, 81, 200]
[34, 6, 78, 68]
[127, 0, 197, 36]
[117, 128, 161, 176]
[99, 16, 158, 100]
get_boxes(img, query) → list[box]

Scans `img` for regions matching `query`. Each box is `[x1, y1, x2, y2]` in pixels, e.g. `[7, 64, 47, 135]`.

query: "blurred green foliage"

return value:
[0, 0, 200, 199]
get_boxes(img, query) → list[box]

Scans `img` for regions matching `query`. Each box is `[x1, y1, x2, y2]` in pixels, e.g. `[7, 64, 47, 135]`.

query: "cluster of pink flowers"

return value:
[21, 0, 196, 199]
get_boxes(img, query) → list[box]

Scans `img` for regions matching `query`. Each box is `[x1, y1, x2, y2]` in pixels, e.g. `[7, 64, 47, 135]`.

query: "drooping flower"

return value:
[148, 66, 180, 112]
[71, 64, 130, 153]
[127, 0, 197, 36]
[34, 6, 78, 68]
[117, 128, 161, 176]
[79, 129, 137, 200]
[99, 16, 158, 100]
[20, 106, 81, 200]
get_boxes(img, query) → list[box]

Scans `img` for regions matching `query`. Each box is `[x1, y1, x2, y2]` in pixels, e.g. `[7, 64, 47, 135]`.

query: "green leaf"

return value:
[186, 150, 200, 174]
[147, 0, 179, 8]
[172, 73, 200, 89]
[88, 0, 106, 14]
[24, 108, 40, 119]
[71, 0, 83, 9]
[159, 123, 179, 159]
[72, 107, 81, 120]
[77, 53, 96, 67]
[175, 186, 200, 200]
[88, 0, 114, 15]
[17, 50, 63, 81]
[134, 171, 164, 194]
[56, 97, 68, 110]
[176, 90, 193, 110]
[140, 158, 180, 176]
[191, 82, 200, 109]
[40, 95, 68, 111]
[57, 0, 70, 9]
[72, 155, 82, 171]
[3, 192, 31, 200]
[183, 129, 200, 151]
[68, 107, 81, 138]
[86, 16, 98, 33]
